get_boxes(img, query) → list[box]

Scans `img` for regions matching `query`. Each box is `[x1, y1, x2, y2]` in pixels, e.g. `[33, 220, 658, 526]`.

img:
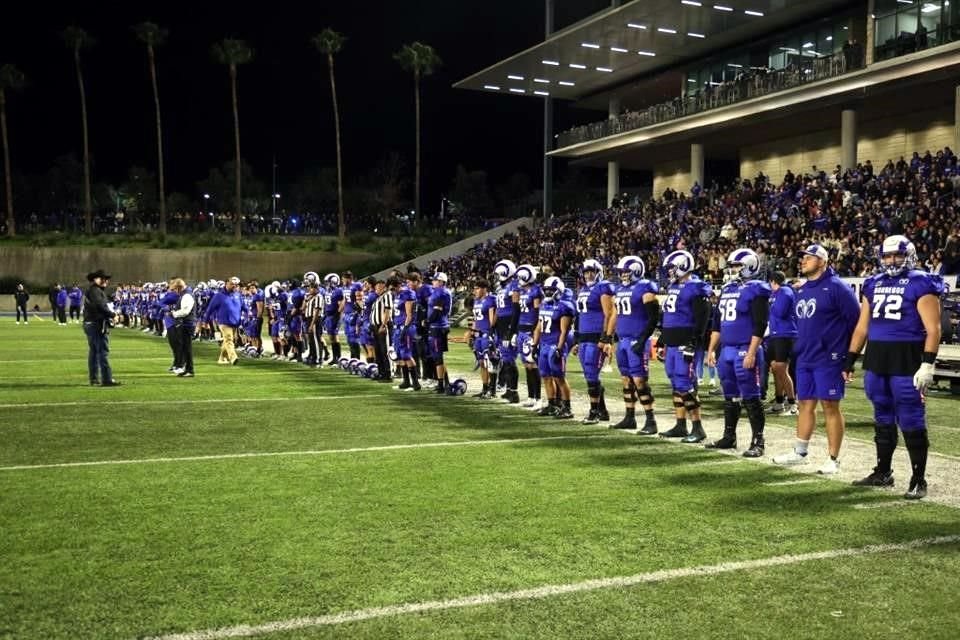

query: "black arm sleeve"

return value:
[638, 300, 661, 343]
[750, 297, 769, 339]
[691, 296, 712, 347]
[573, 312, 581, 344]
[508, 301, 521, 336]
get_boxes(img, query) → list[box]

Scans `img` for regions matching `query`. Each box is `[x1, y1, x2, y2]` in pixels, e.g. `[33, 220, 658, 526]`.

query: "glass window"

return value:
[898, 8, 919, 35]
[876, 14, 897, 43]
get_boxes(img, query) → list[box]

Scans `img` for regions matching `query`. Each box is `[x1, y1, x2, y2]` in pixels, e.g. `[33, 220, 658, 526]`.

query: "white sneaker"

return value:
[785, 404, 799, 416]
[522, 399, 537, 408]
[171, 367, 185, 375]
[766, 403, 784, 415]
[817, 459, 840, 475]
[772, 450, 809, 465]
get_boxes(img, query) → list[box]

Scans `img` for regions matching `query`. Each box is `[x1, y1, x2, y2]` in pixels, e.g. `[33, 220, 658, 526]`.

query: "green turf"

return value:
[1, 319, 959, 639]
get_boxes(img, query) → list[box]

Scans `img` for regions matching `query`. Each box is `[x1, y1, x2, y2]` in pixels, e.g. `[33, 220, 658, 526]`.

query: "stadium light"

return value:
[534, 90, 549, 96]
[637, 50, 657, 56]
[658, 27, 678, 34]
[507, 74, 524, 80]
[682, 0, 702, 6]
[745, 10, 764, 16]
[534, 78, 550, 83]
[558, 80, 575, 86]
[569, 63, 587, 69]
[687, 32, 706, 38]
[509, 88, 526, 93]
[596, 67, 613, 72]
[713, 4, 733, 10]
[581, 42, 600, 49]
[610, 46, 629, 53]
[542, 60, 560, 65]
[627, 23, 647, 29]
[483, 85, 501, 90]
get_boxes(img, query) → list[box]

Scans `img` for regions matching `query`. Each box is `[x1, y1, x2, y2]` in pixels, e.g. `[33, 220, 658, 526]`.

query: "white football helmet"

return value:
[324, 273, 341, 287]
[542, 276, 566, 301]
[303, 271, 320, 287]
[615, 255, 646, 284]
[880, 234, 917, 276]
[726, 248, 762, 281]
[493, 259, 517, 282]
[664, 250, 695, 283]
[516, 264, 537, 287]
[582, 259, 604, 284]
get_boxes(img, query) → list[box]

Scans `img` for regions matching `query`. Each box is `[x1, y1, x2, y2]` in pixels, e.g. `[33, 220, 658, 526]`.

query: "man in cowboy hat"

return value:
[83, 269, 121, 386]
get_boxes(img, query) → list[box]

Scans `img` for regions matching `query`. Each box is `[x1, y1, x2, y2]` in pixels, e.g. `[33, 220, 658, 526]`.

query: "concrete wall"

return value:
[0, 246, 375, 286]
[740, 105, 954, 180]
[372, 217, 533, 280]
[653, 158, 692, 198]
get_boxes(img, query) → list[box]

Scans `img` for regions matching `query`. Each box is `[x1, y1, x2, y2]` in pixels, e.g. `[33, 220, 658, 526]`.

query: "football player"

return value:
[845, 235, 943, 499]
[766, 271, 798, 415]
[469, 278, 498, 399]
[341, 271, 363, 360]
[704, 249, 771, 457]
[392, 274, 421, 390]
[428, 273, 453, 393]
[611, 255, 660, 433]
[660, 250, 713, 442]
[322, 273, 344, 364]
[492, 259, 522, 403]
[772, 244, 859, 474]
[572, 259, 615, 424]
[516, 264, 544, 409]
[532, 276, 575, 419]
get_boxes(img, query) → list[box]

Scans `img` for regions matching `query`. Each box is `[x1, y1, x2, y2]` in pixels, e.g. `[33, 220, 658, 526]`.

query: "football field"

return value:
[2, 318, 960, 639]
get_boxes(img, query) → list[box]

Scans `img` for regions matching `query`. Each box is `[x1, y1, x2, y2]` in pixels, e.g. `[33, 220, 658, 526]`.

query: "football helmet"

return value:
[338, 357, 350, 369]
[726, 248, 762, 281]
[615, 255, 646, 284]
[367, 363, 379, 379]
[880, 234, 917, 276]
[387, 345, 398, 361]
[357, 362, 369, 377]
[542, 276, 566, 301]
[303, 271, 320, 287]
[448, 378, 468, 395]
[325, 273, 341, 287]
[582, 259, 604, 284]
[516, 264, 537, 287]
[664, 250, 695, 283]
[493, 259, 517, 282]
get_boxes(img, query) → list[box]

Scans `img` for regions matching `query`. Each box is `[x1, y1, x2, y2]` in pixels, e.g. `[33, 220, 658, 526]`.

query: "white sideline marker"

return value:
[0, 394, 379, 409]
[763, 479, 820, 486]
[853, 500, 928, 510]
[145, 535, 960, 640]
[0, 434, 611, 472]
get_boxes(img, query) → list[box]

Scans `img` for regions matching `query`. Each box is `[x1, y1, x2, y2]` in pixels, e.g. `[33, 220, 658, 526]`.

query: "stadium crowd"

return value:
[427, 147, 960, 289]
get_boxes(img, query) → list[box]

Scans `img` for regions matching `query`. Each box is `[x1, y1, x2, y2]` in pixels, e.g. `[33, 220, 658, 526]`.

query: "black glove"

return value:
[551, 348, 563, 365]
[681, 343, 696, 364]
[631, 339, 646, 356]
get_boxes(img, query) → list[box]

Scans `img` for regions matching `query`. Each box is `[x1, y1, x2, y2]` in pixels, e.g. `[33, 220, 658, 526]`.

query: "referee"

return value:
[370, 278, 394, 382]
[304, 280, 323, 367]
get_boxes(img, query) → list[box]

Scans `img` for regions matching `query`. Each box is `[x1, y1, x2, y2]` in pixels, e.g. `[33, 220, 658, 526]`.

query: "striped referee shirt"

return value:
[303, 292, 322, 327]
[369, 290, 393, 328]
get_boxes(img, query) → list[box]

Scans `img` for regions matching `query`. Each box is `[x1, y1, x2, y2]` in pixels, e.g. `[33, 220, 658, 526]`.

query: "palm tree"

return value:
[0, 64, 25, 237]
[211, 38, 253, 241]
[62, 26, 95, 234]
[394, 42, 441, 226]
[133, 22, 169, 239]
[311, 29, 347, 241]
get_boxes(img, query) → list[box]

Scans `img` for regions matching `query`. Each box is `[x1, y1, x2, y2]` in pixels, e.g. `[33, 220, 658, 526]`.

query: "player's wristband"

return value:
[599, 333, 613, 345]
[922, 352, 937, 365]
[844, 351, 860, 372]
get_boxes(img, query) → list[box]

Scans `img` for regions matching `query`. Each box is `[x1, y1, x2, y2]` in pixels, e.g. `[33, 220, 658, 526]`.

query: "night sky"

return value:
[0, 1, 612, 212]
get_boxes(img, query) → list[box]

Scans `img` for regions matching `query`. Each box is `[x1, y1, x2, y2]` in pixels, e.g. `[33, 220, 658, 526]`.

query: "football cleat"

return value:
[609, 416, 637, 430]
[554, 406, 575, 420]
[638, 421, 658, 435]
[852, 468, 895, 487]
[582, 410, 600, 425]
[742, 437, 765, 458]
[681, 426, 707, 444]
[659, 425, 689, 439]
[904, 477, 927, 500]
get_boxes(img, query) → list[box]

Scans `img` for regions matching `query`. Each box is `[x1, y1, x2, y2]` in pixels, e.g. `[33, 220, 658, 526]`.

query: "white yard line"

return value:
[144, 535, 960, 640]
[763, 478, 822, 486]
[0, 394, 379, 409]
[852, 500, 928, 510]
[0, 434, 614, 472]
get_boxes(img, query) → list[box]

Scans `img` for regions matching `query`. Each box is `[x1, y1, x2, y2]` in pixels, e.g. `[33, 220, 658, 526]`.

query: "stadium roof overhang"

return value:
[454, 0, 856, 102]
[549, 39, 960, 168]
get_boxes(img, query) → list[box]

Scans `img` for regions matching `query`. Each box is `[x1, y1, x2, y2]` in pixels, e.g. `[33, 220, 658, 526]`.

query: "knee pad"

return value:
[587, 382, 602, 398]
[636, 383, 654, 406]
[622, 386, 637, 403]
[681, 390, 701, 412]
[672, 394, 685, 409]
[875, 423, 899, 449]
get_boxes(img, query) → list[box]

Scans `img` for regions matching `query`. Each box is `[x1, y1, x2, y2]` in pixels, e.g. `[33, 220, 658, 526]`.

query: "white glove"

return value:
[913, 362, 935, 393]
